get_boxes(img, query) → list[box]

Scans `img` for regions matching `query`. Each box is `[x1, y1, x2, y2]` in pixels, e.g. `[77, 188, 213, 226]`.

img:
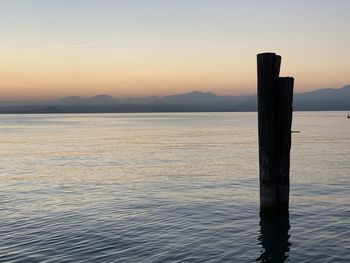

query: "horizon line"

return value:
[0, 84, 349, 103]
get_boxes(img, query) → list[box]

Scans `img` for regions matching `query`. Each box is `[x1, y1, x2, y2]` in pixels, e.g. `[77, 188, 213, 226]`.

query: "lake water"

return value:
[0, 112, 349, 262]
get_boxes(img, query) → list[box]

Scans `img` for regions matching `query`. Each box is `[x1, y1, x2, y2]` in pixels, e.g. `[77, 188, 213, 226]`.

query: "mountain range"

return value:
[0, 85, 349, 113]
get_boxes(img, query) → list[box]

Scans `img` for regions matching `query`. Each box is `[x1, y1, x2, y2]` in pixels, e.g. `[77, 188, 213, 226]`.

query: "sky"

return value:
[1, 0, 349, 100]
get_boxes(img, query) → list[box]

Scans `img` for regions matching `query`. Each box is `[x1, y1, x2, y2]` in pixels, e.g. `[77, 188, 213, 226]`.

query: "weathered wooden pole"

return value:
[257, 53, 294, 215]
[257, 214, 291, 262]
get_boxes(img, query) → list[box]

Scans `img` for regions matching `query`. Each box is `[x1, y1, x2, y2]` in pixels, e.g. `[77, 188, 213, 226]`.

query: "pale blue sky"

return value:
[1, 0, 349, 99]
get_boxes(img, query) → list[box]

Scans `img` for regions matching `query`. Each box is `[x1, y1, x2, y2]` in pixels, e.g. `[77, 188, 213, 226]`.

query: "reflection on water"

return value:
[257, 214, 291, 262]
[0, 112, 349, 262]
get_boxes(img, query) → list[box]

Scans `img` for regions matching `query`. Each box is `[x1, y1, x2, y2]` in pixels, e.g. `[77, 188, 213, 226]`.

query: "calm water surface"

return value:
[0, 112, 349, 262]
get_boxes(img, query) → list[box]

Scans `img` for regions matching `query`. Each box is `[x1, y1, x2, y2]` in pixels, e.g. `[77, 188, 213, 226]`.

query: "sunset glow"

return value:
[1, 0, 349, 100]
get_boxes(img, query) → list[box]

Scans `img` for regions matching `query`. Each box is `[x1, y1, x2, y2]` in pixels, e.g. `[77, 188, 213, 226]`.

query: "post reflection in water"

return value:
[257, 214, 291, 262]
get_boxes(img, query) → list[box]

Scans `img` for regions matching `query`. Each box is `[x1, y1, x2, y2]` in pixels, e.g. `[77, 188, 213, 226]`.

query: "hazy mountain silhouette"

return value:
[121, 96, 159, 105]
[55, 95, 116, 105]
[0, 85, 349, 113]
[161, 91, 223, 104]
[293, 85, 350, 110]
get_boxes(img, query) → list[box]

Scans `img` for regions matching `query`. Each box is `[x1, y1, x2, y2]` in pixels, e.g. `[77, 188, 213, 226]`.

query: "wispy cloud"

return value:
[39, 43, 114, 50]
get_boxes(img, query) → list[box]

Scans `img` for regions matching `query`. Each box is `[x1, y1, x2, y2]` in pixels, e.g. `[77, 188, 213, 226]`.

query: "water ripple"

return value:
[0, 112, 349, 262]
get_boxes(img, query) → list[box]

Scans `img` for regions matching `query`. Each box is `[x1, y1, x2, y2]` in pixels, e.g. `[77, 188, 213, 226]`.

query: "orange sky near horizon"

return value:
[1, 0, 349, 101]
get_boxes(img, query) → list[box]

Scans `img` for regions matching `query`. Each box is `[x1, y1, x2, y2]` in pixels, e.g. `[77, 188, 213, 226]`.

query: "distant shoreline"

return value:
[1, 85, 349, 114]
[0, 109, 349, 115]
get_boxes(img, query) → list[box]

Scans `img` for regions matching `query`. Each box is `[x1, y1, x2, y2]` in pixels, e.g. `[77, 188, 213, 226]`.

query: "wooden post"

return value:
[257, 214, 291, 262]
[257, 53, 294, 215]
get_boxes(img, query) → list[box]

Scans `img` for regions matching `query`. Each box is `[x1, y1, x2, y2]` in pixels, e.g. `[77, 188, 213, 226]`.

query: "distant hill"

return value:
[55, 95, 116, 105]
[293, 85, 350, 110]
[0, 85, 349, 113]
